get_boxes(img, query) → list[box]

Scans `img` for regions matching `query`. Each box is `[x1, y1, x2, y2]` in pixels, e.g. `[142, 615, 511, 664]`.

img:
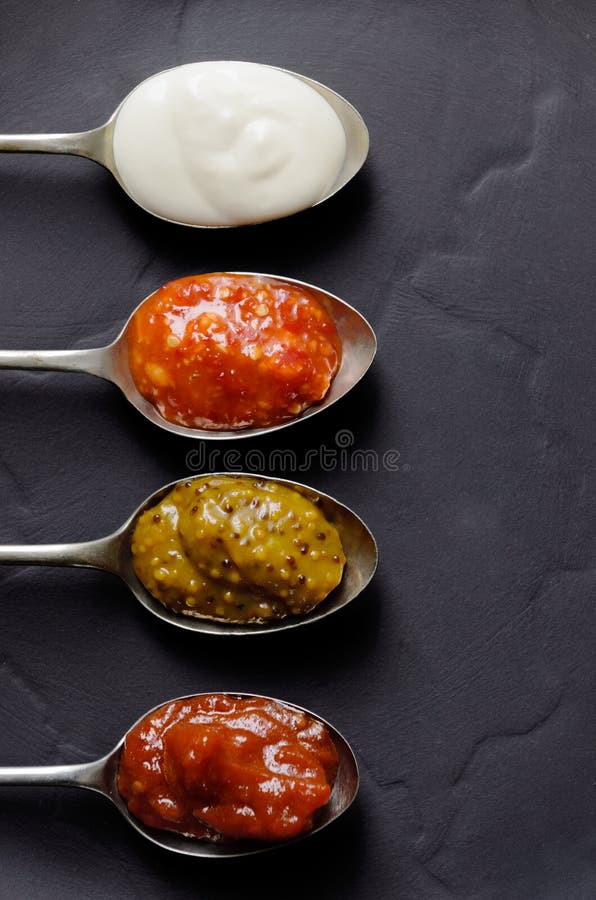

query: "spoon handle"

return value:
[0, 124, 112, 167]
[0, 757, 105, 790]
[0, 536, 122, 574]
[0, 347, 113, 380]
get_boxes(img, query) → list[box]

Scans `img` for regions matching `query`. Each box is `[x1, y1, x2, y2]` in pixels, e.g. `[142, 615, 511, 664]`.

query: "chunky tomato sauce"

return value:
[118, 694, 339, 842]
[127, 273, 342, 430]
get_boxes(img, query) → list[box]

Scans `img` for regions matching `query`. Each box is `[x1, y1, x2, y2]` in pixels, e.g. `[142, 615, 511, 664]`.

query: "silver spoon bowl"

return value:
[0, 62, 369, 228]
[0, 473, 377, 635]
[0, 272, 376, 441]
[0, 692, 359, 857]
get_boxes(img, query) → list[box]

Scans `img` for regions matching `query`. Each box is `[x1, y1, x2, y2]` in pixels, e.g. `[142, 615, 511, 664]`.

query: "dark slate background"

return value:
[1, 1, 596, 897]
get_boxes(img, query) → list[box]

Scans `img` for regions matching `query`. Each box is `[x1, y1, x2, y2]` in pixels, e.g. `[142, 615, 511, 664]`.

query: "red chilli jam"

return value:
[127, 273, 342, 430]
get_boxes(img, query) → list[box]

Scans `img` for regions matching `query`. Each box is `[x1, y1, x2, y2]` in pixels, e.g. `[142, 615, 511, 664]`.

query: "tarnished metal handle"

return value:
[0, 534, 124, 575]
[0, 757, 106, 790]
[0, 346, 114, 380]
[0, 120, 116, 170]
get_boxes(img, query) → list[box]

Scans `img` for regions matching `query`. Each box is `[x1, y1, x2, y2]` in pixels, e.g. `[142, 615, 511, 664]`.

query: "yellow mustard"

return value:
[131, 476, 346, 623]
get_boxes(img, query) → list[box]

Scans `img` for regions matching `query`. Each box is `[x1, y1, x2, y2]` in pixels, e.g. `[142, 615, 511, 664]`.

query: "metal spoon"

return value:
[0, 473, 377, 635]
[0, 62, 369, 228]
[0, 692, 359, 857]
[0, 272, 376, 441]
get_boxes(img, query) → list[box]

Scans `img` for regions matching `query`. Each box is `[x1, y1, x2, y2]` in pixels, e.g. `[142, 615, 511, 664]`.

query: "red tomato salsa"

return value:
[127, 273, 342, 430]
[118, 694, 339, 843]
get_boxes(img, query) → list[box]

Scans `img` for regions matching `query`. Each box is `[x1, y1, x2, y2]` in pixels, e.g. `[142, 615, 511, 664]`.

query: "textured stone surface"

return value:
[2, 1, 596, 897]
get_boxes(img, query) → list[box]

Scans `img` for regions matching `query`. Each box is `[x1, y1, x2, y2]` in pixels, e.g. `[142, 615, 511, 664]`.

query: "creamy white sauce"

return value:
[112, 61, 347, 226]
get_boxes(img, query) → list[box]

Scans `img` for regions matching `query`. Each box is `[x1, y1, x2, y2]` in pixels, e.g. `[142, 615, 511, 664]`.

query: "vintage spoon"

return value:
[0, 473, 377, 635]
[0, 272, 376, 441]
[0, 62, 369, 228]
[0, 692, 359, 857]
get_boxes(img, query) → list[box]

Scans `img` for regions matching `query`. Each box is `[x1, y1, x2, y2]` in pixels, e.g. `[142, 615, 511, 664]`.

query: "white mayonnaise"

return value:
[112, 61, 347, 226]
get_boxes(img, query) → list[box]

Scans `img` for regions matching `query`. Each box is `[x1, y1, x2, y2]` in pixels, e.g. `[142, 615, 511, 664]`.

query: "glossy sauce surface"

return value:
[118, 694, 339, 842]
[112, 61, 347, 226]
[131, 476, 346, 623]
[127, 274, 342, 431]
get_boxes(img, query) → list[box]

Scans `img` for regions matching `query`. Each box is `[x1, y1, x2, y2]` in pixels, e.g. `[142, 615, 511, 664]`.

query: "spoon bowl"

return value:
[0, 62, 369, 228]
[0, 692, 359, 857]
[0, 272, 376, 441]
[0, 473, 378, 635]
